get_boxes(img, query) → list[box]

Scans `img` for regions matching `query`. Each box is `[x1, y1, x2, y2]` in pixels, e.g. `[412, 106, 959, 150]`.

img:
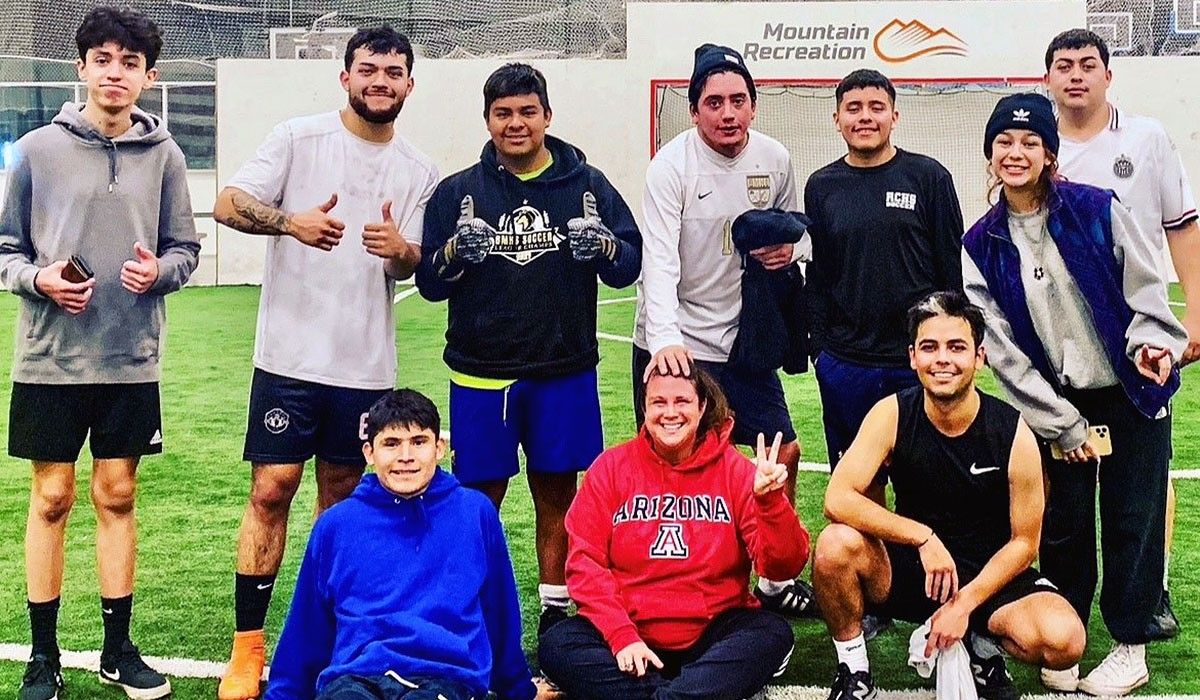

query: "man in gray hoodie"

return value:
[0, 7, 199, 700]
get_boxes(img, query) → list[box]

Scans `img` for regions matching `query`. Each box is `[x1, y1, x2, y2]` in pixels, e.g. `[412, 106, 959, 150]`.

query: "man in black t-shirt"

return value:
[805, 69, 965, 483]
[813, 291, 1084, 700]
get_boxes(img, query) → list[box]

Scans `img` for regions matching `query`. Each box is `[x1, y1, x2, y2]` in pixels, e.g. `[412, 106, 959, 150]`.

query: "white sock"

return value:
[834, 634, 869, 674]
[538, 583, 570, 610]
[757, 578, 790, 596]
[1163, 553, 1170, 590]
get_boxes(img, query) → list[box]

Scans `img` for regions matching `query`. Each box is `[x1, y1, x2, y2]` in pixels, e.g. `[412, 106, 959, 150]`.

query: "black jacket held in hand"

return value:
[415, 135, 641, 379]
[728, 208, 811, 375]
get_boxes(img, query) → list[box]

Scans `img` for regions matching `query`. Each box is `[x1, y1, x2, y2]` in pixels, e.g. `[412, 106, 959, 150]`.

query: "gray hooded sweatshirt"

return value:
[0, 103, 200, 384]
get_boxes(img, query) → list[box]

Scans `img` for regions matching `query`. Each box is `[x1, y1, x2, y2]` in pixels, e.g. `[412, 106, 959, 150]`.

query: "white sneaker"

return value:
[1078, 644, 1149, 696]
[1041, 664, 1080, 692]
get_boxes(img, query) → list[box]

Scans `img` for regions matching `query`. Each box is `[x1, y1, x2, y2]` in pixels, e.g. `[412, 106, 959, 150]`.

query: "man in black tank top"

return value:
[813, 292, 1084, 700]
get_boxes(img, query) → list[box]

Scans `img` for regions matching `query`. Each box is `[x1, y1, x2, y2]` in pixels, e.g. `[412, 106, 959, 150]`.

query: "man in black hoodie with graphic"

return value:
[416, 63, 641, 637]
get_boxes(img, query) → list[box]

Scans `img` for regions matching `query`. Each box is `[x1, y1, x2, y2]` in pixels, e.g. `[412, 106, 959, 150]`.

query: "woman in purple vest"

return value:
[961, 93, 1185, 697]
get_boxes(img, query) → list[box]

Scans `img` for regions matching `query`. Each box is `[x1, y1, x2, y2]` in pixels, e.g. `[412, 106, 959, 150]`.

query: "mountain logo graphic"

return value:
[873, 19, 968, 63]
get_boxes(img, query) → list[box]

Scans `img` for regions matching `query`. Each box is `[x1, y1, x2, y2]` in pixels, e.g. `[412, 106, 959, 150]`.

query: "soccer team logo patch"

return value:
[264, 408, 290, 434]
[494, 202, 563, 265]
[1113, 154, 1135, 179]
[746, 175, 772, 208]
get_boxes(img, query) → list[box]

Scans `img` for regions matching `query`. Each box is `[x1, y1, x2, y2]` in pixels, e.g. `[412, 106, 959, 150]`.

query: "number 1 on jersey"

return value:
[722, 219, 733, 256]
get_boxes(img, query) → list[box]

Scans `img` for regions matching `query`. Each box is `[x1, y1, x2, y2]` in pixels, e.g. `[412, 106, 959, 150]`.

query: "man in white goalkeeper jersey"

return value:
[634, 42, 815, 618]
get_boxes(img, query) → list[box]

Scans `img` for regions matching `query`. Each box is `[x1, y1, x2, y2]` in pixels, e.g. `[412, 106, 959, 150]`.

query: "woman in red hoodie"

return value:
[538, 365, 809, 698]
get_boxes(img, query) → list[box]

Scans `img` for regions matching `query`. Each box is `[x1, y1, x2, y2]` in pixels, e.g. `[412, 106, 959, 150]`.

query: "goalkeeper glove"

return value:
[442, 217, 497, 265]
[567, 191, 619, 263]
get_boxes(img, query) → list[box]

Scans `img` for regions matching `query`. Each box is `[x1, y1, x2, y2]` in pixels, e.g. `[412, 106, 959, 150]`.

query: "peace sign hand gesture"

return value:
[754, 431, 788, 496]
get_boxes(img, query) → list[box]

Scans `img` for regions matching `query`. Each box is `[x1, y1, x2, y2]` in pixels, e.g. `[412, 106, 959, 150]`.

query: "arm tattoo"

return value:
[220, 190, 292, 236]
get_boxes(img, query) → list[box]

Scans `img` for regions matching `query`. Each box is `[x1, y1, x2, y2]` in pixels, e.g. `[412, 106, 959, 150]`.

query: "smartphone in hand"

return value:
[62, 255, 93, 284]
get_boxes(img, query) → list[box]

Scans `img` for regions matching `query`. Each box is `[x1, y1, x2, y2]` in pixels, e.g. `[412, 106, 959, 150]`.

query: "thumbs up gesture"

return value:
[121, 241, 160, 294]
[363, 199, 412, 261]
[288, 193, 345, 251]
[753, 431, 788, 496]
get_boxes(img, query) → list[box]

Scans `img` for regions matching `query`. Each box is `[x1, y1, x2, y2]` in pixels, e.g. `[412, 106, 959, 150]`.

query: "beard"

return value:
[349, 91, 404, 124]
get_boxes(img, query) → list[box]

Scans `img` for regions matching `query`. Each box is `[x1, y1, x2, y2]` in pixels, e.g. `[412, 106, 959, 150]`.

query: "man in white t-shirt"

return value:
[634, 43, 815, 618]
[211, 26, 438, 700]
[1040, 27, 1199, 696]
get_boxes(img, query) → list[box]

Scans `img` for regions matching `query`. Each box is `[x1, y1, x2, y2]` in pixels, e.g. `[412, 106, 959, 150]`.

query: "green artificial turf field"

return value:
[0, 285, 1197, 698]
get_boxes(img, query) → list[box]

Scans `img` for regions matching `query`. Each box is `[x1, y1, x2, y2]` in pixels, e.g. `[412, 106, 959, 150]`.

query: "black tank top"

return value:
[890, 386, 1021, 567]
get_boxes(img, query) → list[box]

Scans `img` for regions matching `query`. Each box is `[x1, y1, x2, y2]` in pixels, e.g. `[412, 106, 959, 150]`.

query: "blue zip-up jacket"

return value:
[415, 135, 641, 379]
[963, 181, 1181, 439]
[264, 471, 535, 700]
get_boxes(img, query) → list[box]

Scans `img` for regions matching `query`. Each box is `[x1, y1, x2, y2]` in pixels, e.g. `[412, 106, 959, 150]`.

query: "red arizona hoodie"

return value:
[565, 421, 810, 654]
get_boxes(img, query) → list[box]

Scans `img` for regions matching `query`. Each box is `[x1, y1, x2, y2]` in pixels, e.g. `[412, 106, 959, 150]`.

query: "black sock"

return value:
[28, 598, 60, 659]
[235, 573, 277, 632]
[101, 595, 132, 659]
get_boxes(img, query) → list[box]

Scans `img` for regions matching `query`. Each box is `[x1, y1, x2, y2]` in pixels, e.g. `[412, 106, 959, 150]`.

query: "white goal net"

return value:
[653, 78, 1046, 223]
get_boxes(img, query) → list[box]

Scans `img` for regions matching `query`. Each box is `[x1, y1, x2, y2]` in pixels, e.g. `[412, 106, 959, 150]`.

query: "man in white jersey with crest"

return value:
[1040, 27, 1200, 695]
[211, 26, 438, 700]
[634, 43, 814, 618]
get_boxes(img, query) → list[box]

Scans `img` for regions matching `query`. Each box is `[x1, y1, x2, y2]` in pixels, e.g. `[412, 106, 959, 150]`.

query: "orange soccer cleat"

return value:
[218, 630, 266, 700]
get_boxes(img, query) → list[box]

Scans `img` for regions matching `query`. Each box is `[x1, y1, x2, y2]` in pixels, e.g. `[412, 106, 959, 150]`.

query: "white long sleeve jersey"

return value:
[634, 129, 802, 361]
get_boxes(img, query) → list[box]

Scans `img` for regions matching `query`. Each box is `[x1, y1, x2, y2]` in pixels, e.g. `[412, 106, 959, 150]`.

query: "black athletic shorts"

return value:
[869, 540, 1062, 632]
[632, 346, 796, 446]
[243, 368, 389, 467]
[9, 382, 162, 462]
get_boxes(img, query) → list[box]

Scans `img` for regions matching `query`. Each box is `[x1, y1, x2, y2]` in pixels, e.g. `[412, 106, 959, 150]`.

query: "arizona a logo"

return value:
[649, 523, 689, 559]
[746, 175, 772, 209]
[494, 202, 564, 265]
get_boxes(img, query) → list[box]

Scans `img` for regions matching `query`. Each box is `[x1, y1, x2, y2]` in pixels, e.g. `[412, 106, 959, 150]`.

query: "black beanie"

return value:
[731, 208, 811, 254]
[688, 44, 756, 108]
[984, 93, 1059, 158]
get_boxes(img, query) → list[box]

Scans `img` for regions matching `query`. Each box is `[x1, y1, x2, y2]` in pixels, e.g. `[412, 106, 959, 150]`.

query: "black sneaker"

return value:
[98, 640, 171, 699]
[19, 654, 63, 700]
[968, 639, 1019, 700]
[538, 605, 570, 636]
[827, 662, 876, 700]
[861, 614, 893, 642]
[755, 579, 820, 618]
[1145, 589, 1180, 640]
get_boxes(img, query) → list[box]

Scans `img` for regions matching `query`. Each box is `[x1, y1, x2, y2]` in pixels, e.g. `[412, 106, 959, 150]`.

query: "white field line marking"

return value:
[0, 643, 251, 680]
[793, 462, 1200, 479]
[6, 644, 1196, 699]
[596, 331, 635, 343]
[598, 296, 637, 306]
[1170, 300, 1184, 307]
[393, 286, 420, 304]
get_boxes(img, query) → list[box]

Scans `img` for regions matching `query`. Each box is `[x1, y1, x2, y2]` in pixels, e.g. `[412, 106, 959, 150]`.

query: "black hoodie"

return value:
[416, 135, 641, 379]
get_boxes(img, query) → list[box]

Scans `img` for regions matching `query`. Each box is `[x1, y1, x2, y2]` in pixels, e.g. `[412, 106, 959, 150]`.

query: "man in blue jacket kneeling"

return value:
[264, 389, 538, 700]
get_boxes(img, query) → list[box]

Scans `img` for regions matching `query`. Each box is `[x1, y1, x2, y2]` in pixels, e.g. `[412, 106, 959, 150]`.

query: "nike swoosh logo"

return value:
[102, 608, 113, 614]
[103, 668, 120, 680]
[698, 191, 713, 199]
[969, 463, 1000, 475]
[852, 680, 872, 700]
[256, 583, 273, 590]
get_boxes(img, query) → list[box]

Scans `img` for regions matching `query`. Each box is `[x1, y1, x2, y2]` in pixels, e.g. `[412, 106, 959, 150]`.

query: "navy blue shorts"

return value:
[243, 368, 389, 467]
[449, 369, 603, 485]
[632, 346, 796, 447]
[813, 351, 918, 467]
